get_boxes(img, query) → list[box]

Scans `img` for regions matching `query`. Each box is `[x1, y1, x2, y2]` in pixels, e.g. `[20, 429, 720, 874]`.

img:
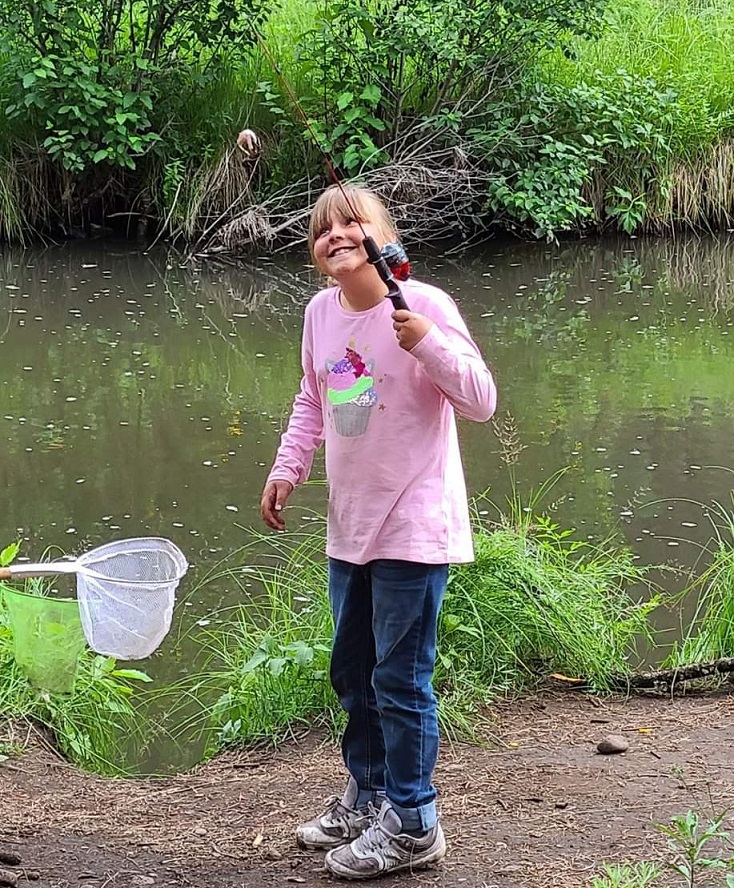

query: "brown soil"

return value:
[2, 690, 734, 888]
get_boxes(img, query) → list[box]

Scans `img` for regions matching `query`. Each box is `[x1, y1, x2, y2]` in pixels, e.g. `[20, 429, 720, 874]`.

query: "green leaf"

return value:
[443, 613, 462, 632]
[288, 641, 314, 667]
[0, 542, 20, 567]
[336, 91, 354, 111]
[242, 649, 270, 673]
[92, 149, 109, 163]
[359, 84, 381, 105]
[104, 699, 131, 714]
[93, 655, 116, 675]
[112, 668, 152, 682]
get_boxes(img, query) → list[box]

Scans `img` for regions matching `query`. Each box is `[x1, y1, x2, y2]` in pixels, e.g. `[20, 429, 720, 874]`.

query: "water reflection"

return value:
[1, 235, 734, 767]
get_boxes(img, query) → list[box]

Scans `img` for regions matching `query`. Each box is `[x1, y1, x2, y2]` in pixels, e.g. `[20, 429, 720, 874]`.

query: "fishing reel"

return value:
[380, 242, 411, 281]
[363, 237, 411, 311]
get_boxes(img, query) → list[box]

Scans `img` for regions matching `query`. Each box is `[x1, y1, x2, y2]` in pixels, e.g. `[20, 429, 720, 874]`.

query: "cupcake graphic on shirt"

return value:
[327, 347, 378, 437]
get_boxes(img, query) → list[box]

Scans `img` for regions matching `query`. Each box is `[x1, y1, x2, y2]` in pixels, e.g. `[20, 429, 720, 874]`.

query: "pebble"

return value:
[192, 827, 208, 837]
[597, 734, 629, 755]
[0, 867, 18, 888]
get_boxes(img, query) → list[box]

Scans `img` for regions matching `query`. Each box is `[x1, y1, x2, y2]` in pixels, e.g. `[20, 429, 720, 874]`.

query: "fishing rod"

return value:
[251, 27, 411, 312]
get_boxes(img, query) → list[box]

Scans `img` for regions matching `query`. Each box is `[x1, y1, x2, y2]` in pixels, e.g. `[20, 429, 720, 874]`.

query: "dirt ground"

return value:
[2, 690, 734, 888]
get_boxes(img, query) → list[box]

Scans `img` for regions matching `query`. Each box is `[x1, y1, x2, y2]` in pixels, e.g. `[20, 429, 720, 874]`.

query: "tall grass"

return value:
[197, 524, 340, 753]
[569, 0, 734, 134]
[666, 493, 734, 666]
[199, 502, 660, 752]
[436, 512, 658, 737]
[0, 158, 26, 244]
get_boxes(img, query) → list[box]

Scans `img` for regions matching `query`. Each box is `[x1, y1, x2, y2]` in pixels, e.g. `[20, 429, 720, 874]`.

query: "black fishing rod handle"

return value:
[387, 281, 410, 312]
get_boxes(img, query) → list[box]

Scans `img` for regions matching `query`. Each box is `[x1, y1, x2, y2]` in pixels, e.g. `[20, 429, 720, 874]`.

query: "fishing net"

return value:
[2, 587, 87, 694]
[1, 537, 188, 662]
[74, 537, 187, 660]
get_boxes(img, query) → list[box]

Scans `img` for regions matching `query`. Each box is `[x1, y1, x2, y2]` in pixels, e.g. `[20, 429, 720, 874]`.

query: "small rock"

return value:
[263, 849, 283, 861]
[0, 868, 18, 888]
[0, 853, 20, 868]
[192, 827, 208, 837]
[597, 734, 629, 755]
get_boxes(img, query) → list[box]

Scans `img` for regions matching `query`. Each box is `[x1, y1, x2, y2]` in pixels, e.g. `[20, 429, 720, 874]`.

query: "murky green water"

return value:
[1, 235, 733, 767]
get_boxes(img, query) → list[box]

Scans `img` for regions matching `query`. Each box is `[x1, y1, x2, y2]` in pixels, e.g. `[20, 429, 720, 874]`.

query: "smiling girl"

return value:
[260, 184, 497, 880]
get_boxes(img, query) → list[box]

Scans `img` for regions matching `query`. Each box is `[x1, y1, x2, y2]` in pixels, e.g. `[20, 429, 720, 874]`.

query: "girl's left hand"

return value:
[392, 310, 433, 351]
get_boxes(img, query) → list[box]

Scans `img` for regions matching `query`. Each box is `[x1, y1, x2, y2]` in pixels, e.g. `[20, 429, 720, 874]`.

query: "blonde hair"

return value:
[308, 184, 398, 262]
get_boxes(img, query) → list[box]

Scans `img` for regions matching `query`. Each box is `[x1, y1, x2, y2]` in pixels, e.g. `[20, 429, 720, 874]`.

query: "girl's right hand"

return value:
[260, 480, 294, 531]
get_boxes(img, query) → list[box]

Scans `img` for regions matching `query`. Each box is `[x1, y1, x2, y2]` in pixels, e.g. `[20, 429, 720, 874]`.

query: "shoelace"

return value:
[323, 796, 370, 830]
[353, 816, 395, 854]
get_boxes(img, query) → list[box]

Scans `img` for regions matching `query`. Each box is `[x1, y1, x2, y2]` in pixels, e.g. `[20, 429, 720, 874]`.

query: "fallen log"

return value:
[550, 658, 734, 692]
[618, 657, 734, 690]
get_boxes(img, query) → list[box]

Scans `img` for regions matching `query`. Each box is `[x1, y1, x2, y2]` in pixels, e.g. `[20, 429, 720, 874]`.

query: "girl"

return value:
[260, 184, 496, 880]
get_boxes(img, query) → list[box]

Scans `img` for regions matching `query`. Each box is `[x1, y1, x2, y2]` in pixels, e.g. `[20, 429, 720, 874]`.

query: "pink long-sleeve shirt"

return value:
[267, 278, 497, 564]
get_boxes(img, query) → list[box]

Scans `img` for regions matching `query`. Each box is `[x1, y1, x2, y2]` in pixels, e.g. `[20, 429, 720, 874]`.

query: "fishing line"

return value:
[250, 24, 411, 310]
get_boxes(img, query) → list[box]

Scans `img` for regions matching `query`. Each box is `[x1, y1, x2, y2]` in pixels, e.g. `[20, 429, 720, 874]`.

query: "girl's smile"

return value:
[314, 216, 381, 280]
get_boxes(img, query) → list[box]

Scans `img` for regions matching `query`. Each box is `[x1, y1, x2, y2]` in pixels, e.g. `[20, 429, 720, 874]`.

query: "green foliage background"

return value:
[0, 0, 733, 242]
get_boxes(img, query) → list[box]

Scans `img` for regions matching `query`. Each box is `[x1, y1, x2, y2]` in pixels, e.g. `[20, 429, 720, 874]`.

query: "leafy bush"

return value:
[0, 0, 268, 207]
[479, 71, 678, 237]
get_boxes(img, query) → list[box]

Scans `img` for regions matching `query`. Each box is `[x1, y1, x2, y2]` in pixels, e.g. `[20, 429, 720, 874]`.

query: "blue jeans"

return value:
[328, 558, 448, 832]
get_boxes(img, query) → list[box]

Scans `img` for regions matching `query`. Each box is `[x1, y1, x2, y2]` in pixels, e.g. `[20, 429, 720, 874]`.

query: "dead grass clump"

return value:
[214, 206, 277, 252]
[202, 147, 484, 255]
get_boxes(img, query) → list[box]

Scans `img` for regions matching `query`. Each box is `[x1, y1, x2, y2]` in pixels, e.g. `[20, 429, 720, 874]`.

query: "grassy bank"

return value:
[4, 487, 734, 773]
[1, 0, 734, 244]
[2, 500, 662, 770]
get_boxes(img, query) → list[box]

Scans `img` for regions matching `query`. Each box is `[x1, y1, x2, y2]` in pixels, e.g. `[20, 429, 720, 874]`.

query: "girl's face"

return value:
[312, 212, 384, 281]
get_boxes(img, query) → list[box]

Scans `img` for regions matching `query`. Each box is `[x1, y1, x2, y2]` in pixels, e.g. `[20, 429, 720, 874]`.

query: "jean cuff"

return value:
[389, 799, 437, 832]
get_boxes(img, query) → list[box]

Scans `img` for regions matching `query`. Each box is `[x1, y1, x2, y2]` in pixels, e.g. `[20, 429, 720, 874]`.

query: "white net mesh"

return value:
[76, 538, 188, 660]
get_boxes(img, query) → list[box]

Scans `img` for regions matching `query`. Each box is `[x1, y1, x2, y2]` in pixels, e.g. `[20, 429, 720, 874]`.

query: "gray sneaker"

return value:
[297, 777, 373, 851]
[324, 801, 446, 880]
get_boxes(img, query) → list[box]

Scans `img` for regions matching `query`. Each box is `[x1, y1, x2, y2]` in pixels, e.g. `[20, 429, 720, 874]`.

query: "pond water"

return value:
[1, 234, 733, 769]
